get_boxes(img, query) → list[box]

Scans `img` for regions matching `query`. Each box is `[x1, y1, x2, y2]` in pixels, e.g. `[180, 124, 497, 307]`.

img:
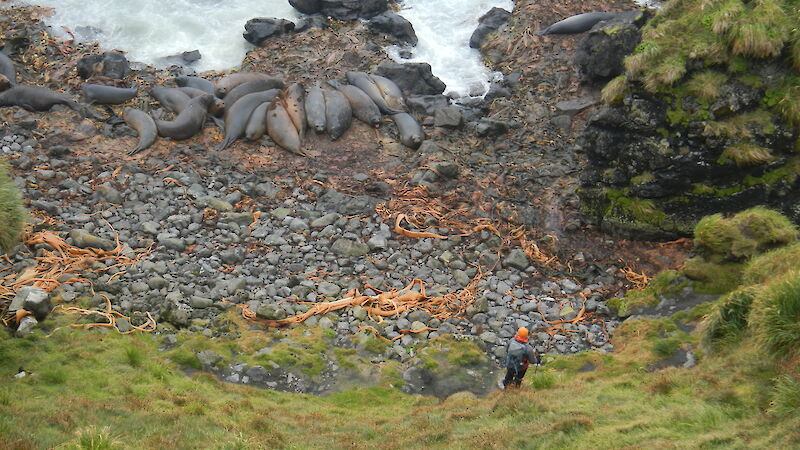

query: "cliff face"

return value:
[578, 0, 800, 240]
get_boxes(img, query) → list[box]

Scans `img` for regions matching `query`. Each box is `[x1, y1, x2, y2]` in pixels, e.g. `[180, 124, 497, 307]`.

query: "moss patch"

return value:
[0, 158, 26, 252]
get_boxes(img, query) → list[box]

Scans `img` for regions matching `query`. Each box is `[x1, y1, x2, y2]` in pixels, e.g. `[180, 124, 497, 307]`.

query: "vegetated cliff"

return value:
[579, 0, 800, 240]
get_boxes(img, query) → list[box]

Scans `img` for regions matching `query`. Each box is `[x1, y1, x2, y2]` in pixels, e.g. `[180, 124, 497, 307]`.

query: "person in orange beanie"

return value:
[502, 327, 540, 389]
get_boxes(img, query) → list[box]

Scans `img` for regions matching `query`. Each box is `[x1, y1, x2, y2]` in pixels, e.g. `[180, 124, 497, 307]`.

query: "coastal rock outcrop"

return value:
[469, 7, 511, 49]
[290, 0, 388, 20]
[574, 10, 650, 82]
[243, 18, 296, 45]
[374, 62, 446, 96]
[367, 11, 417, 45]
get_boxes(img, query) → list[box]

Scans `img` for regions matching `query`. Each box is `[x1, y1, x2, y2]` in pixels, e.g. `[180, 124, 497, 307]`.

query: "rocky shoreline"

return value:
[0, 1, 687, 395]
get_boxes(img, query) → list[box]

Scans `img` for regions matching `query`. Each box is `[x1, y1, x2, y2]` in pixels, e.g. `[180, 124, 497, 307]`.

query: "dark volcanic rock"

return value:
[243, 18, 295, 45]
[289, 0, 322, 14]
[318, 0, 388, 20]
[469, 7, 511, 49]
[476, 118, 508, 137]
[76, 52, 130, 79]
[368, 11, 417, 45]
[407, 95, 450, 116]
[575, 10, 650, 82]
[375, 62, 445, 96]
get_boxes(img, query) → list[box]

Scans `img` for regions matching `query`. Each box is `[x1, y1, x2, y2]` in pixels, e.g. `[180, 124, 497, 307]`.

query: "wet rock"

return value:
[76, 52, 131, 79]
[469, 7, 511, 48]
[295, 14, 330, 32]
[434, 106, 463, 128]
[289, 0, 321, 14]
[375, 62, 445, 95]
[243, 18, 295, 45]
[317, 0, 388, 20]
[70, 229, 115, 251]
[406, 95, 449, 116]
[368, 11, 417, 45]
[484, 83, 511, 102]
[555, 97, 596, 116]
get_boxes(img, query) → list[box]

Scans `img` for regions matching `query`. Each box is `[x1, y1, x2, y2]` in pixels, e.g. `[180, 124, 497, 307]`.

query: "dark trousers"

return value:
[503, 366, 527, 389]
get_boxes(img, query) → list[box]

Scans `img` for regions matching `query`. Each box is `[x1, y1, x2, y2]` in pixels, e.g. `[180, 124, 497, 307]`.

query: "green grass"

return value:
[0, 158, 26, 252]
[749, 270, 800, 359]
[693, 207, 798, 261]
[703, 287, 757, 349]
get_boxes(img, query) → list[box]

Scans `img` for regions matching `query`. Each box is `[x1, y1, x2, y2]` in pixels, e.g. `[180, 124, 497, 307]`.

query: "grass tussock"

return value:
[601, 74, 628, 104]
[742, 242, 800, 285]
[0, 158, 26, 252]
[776, 86, 800, 127]
[693, 207, 798, 261]
[719, 142, 774, 166]
[769, 375, 800, 416]
[749, 270, 800, 359]
[686, 70, 729, 100]
[703, 287, 757, 349]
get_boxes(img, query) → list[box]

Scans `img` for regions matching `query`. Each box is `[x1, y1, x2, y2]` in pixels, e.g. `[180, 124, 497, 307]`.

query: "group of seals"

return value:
[536, 12, 620, 36]
[0, 49, 426, 155]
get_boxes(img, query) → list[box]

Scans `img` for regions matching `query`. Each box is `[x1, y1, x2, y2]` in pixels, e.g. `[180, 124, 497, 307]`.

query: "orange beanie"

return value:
[517, 327, 529, 340]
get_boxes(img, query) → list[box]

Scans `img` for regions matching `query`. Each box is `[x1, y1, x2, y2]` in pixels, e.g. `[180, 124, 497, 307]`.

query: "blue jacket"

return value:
[505, 338, 538, 370]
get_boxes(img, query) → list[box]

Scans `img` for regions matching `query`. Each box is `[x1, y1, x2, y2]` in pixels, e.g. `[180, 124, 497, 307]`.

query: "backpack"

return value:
[507, 340, 527, 370]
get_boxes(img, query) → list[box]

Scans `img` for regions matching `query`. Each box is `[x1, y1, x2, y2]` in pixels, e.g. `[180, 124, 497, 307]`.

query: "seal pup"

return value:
[217, 89, 280, 151]
[391, 112, 424, 149]
[150, 86, 192, 115]
[0, 53, 16, 86]
[267, 99, 304, 156]
[327, 80, 380, 127]
[304, 83, 326, 133]
[154, 94, 215, 140]
[174, 75, 214, 95]
[123, 107, 157, 155]
[322, 88, 352, 140]
[245, 102, 269, 141]
[82, 83, 138, 105]
[215, 73, 284, 98]
[345, 72, 402, 115]
[369, 74, 406, 112]
[536, 12, 619, 35]
[0, 84, 78, 111]
[281, 83, 306, 143]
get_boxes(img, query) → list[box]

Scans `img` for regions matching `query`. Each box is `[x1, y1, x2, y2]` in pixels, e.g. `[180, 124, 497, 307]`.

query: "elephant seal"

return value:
[217, 89, 280, 150]
[305, 83, 326, 133]
[0, 53, 16, 86]
[82, 83, 138, 105]
[369, 74, 406, 112]
[346, 71, 402, 115]
[267, 99, 304, 156]
[123, 107, 157, 155]
[391, 113, 424, 149]
[222, 78, 280, 113]
[174, 75, 214, 95]
[150, 86, 191, 114]
[281, 83, 306, 142]
[177, 87, 224, 119]
[0, 85, 78, 111]
[0, 75, 11, 92]
[215, 72, 284, 98]
[245, 102, 269, 141]
[327, 80, 380, 127]
[536, 12, 619, 36]
[322, 88, 352, 140]
[154, 94, 214, 140]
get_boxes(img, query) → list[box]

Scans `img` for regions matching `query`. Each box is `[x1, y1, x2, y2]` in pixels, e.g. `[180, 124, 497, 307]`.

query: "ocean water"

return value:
[386, 0, 515, 97]
[21, 0, 513, 97]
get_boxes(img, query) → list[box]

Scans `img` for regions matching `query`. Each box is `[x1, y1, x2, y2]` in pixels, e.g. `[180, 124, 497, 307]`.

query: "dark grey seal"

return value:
[215, 73, 284, 98]
[174, 76, 215, 95]
[304, 83, 326, 133]
[123, 107, 157, 155]
[153, 94, 215, 140]
[391, 112, 424, 149]
[82, 83, 138, 105]
[346, 71, 402, 115]
[536, 12, 619, 36]
[0, 53, 17, 86]
[328, 80, 380, 127]
[222, 78, 281, 114]
[245, 102, 269, 141]
[0, 85, 78, 111]
[369, 74, 406, 112]
[322, 88, 352, 140]
[267, 99, 304, 156]
[217, 89, 280, 151]
[150, 86, 191, 114]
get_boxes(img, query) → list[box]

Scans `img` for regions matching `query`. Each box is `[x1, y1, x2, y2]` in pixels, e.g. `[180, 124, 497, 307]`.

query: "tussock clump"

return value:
[769, 375, 800, 416]
[719, 143, 774, 166]
[693, 207, 798, 261]
[601, 74, 629, 105]
[742, 242, 800, 285]
[703, 287, 757, 348]
[0, 159, 25, 252]
[748, 270, 800, 359]
[686, 70, 729, 100]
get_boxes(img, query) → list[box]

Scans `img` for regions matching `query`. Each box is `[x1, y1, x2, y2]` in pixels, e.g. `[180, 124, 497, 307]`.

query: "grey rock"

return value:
[331, 238, 370, 256]
[407, 310, 431, 323]
[311, 213, 340, 228]
[479, 331, 499, 344]
[256, 303, 287, 321]
[318, 316, 334, 329]
[15, 316, 38, 337]
[190, 296, 214, 309]
[221, 212, 254, 226]
[197, 350, 223, 370]
[318, 282, 341, 297]
[200, 196, 233, 212]
[288, 218, 309, 232]
[469, 7, 511, 48]
[368, 11, 417, 45]
[375, 62, 446, 96]
[503, 248, 530, 270]
[220, 248, 245, 265]
[367, 234, 388, 250]
[140, 221, 160, 235]
[555, 97, 597, 116]
[434, 106, 463, 128]
[476, 118, 508, 137]
[96, 183, 122, 204]
[70, 229, 115, 251]
[243, 17, 295, 46]
[159, 237, 187, 252]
